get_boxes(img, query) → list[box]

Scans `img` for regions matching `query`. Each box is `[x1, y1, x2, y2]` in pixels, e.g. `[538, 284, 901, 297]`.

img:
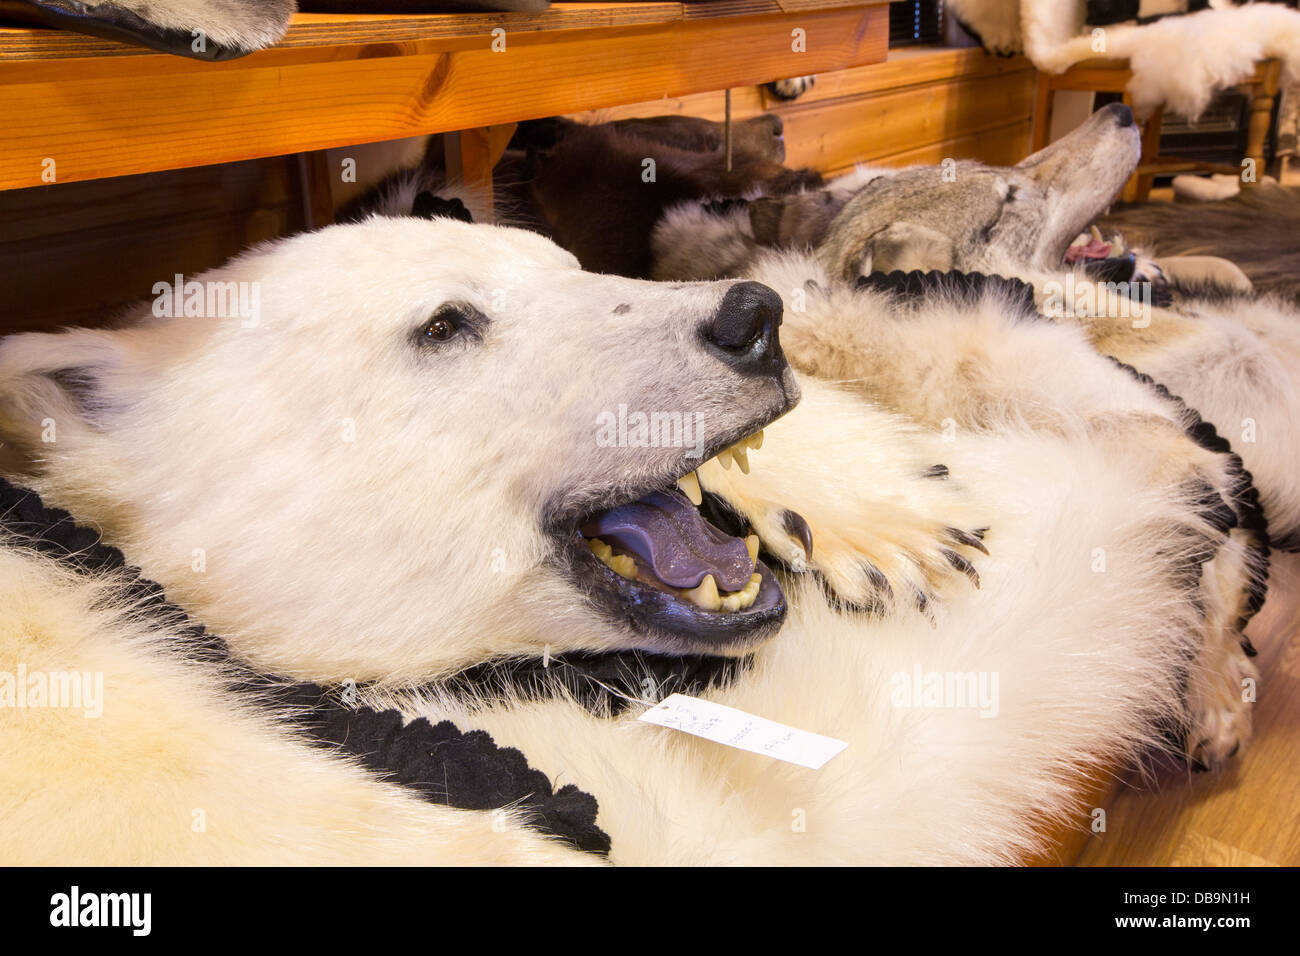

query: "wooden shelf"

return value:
[0, 1, 889, 189]
[0, 1, 887, 59]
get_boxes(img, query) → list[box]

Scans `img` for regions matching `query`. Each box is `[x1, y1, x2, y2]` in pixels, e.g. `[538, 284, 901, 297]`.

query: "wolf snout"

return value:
[1102, 102, 1135, 127]
[704, 281, 786, 375]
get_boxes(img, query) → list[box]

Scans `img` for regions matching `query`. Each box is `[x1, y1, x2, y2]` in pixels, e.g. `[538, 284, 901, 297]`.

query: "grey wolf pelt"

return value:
[1100, 185, 1300, 306]
[653, 104, 1300, 550]
[0, 215, 1258, 864]
[342, 113, 822, 279]
[654, 104, 1141, 279]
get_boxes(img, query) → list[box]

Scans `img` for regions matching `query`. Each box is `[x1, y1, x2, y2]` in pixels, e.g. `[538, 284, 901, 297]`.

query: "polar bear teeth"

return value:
[706, 428, 765, 475]
[587, 537, 763, 612]
[676, 429, 763, 496]
[676, 470, 703, 506]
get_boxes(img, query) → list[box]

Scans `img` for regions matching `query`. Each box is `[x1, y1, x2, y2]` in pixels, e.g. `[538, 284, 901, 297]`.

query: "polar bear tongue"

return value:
[580, 488, 754, 591]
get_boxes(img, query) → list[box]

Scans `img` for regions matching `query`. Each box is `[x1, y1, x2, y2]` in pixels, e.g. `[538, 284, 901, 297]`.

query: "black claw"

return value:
[813, 570, 888, 616]
[941, 548, 981, 589]
[1228, 740, 1240, 758]
[971, 527, 988, 540]
[946, 527, 990, 556]
[913, 587, 938, 628]
[1240, 636, 1258, 658]
[781, 509, 814, 560]
[923, 464, 949, 480]
[862, 562, 892, 600]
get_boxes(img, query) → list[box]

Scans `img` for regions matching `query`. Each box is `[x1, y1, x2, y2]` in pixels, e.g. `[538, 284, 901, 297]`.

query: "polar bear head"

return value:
[0, 217, 799, 684]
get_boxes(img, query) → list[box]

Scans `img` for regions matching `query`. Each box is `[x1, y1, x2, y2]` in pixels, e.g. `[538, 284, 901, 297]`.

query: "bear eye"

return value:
[423, 306, 466, 342]
[417, 303, 489, 351]
[425, 315, 457, 341]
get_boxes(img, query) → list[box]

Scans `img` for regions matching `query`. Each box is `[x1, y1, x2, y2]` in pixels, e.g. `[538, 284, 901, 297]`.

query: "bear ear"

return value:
[0, 328, 125, 463]
[858, 222, 955, 276]
[411, 192, 474, 224]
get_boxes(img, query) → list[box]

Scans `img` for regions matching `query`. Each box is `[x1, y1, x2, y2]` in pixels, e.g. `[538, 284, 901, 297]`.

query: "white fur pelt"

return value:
[381, 385, 1208, 864]
[948, 1, 1300, 118]
[0, 219, 1256, 864]
[1018, 267, 1300, 546]
[0, 538, 593, 865]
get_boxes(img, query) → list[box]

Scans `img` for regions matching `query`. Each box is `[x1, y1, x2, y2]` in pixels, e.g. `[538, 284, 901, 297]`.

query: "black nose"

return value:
[1106, 103, 1135, 127]
[704, 281, 785, 374]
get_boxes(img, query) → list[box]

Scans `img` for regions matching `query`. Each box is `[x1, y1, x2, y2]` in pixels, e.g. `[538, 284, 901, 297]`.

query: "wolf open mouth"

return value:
[560, 428, 791, 652]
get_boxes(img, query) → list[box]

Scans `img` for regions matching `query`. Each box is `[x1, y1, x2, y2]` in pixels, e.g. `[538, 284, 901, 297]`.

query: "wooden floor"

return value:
[1075, 551, 1300, 866]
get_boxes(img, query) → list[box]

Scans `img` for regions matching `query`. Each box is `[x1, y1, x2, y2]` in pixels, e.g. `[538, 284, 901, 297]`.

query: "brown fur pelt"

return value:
[522, 115, 823, 277]
[1100, 185, 1300, 305]
[340, 114, 823, 279]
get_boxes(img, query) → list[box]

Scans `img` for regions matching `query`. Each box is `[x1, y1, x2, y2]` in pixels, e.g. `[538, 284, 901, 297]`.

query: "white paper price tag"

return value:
[638, 693, 847, 770]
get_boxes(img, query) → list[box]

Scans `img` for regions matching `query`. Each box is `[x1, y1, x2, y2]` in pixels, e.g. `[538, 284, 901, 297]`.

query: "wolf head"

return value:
[0, 217, 799, 683]
[723, 103, 1138, 281]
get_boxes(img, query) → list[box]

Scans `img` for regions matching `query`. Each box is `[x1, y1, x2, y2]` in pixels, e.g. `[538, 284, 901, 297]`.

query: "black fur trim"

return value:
[443, 650, 740, 715]
[1104, 359, 1272, 627]
[0, 477, 616, 855]
[856, 269, 1041, 322]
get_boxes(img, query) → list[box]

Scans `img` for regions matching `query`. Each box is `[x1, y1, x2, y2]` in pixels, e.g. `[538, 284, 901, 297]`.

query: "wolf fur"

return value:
[0, 206, 1263, 863]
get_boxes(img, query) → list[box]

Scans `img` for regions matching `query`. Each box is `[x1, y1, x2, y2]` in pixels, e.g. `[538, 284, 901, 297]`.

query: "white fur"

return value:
[382, 381, 1212, 864]
[1038, 5, 1300, 119]
[0, 218, 1257, 863]
[0, 218, 799, 683]
[0, 539, 595, 865]
[948, 1, 1300, 118]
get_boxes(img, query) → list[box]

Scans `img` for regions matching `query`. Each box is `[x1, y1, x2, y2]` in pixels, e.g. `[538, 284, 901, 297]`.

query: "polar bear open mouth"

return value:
[560, 428, 788, 650]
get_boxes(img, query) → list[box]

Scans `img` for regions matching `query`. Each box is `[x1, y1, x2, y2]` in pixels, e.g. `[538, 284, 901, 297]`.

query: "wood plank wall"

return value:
[0, 47, 1036, 335]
